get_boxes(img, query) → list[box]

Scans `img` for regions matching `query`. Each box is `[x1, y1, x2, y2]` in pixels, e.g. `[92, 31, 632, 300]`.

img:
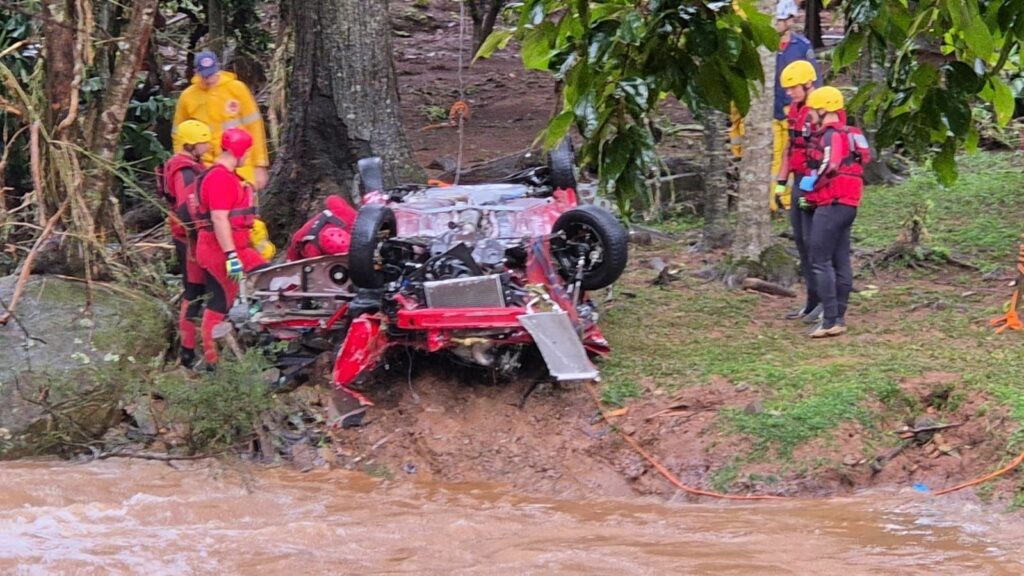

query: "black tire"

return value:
[552, 205, 629, 291]
[348, 204, 397, 289]
[548, 137, 577, 191]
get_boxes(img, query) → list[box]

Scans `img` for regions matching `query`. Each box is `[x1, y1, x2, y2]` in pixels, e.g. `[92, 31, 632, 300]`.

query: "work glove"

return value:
[798, 196, 814, 212]
[798, 175, 817, 192]
[225, 251, 244, 282]
[774, 182, 787, 197]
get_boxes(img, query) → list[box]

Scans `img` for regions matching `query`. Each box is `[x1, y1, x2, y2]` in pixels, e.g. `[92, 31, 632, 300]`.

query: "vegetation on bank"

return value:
[599, 151, 1024, 490]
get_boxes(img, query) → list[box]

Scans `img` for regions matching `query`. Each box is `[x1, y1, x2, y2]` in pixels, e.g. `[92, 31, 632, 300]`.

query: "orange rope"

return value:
[933, 451, 1024, 496]
[583, 381, 783, 501]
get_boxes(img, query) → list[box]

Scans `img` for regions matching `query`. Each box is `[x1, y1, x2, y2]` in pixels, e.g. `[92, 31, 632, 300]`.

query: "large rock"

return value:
[0, 275, 171, 458]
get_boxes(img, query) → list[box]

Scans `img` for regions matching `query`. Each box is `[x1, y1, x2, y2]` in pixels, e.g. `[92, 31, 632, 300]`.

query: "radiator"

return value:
[423, 275, 506, 308]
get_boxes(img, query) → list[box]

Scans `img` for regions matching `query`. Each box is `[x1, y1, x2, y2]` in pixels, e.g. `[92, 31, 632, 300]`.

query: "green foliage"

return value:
[600, 378, 643, 407]
[419, 104, 449, 122]
[478, 0, 776, 214]
[835, 0, 1024, 183]
[148, 351, 273, 451]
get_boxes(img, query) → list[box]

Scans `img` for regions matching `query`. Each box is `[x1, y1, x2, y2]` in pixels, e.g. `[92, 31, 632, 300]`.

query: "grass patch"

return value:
[856, 152, 1022, 272]
[601, 379, 643, 407]
[599, 151, 1024, 471]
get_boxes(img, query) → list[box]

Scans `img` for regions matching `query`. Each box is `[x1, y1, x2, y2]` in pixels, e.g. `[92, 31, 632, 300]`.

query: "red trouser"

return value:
[195, 229, 266, 364]
[174, 239, 207, 352]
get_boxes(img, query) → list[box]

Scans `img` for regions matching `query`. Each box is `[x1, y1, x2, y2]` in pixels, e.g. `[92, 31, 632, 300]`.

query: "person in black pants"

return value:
[776, 60, 823, 323]
[798, 87, 871, 338]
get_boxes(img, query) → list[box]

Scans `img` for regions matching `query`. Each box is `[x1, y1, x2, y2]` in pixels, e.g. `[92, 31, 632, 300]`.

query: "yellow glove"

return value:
[250, 218, 269, 244]
[249, 219, 276, 262]
[255, 239, 276, 261]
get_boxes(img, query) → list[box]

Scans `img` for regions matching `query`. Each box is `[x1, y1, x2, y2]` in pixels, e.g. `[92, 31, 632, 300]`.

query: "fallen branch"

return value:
[741, 277, 797, 298]
[94, 450, 215, 462]
[0, 200, 69, 326]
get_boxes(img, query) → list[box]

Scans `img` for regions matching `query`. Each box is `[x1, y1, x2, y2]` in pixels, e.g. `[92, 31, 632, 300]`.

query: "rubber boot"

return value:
[179, 299, 198, 366]
[201, 309, 226, 366]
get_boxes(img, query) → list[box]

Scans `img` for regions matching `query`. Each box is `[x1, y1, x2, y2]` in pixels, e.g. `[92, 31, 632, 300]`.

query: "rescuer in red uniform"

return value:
[286, 195, 357, 261]
[798, 87, 871, 338]
[194, 128, 267, 366]
[158, 119, 211, 367]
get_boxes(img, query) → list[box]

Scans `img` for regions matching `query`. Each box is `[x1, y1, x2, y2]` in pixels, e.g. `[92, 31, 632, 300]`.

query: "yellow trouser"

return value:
[729, 113, 793, 211]
[771, 119, 790, 212]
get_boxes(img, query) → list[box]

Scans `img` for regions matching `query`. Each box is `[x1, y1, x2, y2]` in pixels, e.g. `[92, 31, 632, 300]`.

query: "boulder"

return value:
[0, 275, 171, 458]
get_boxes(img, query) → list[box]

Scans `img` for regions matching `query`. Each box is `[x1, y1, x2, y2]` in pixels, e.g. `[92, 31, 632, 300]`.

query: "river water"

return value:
[1, 459, 1021, 575]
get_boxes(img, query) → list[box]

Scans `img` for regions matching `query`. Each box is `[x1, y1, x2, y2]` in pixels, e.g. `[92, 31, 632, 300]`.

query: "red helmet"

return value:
[221, 128, 253, 159]
[318, 225, 350, 255]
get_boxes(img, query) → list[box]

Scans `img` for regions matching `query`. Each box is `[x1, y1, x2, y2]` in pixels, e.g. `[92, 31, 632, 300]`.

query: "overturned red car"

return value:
[240, 141, 629, 406]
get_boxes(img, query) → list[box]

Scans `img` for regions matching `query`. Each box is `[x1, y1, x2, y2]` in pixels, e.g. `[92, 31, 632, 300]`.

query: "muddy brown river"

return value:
[1, 459, 1021, 575]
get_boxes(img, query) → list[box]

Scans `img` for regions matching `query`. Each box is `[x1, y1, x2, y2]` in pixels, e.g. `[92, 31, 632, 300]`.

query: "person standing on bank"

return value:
[771, 0, 820, 212]
[776, 60, 822, 324]
[194, 128, 268, 367]
[172, 50, 270, 191]
[798, 87, 871, 338]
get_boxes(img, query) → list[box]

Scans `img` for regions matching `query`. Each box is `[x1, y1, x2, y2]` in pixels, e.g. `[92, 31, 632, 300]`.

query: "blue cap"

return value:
[194, 50, 220, 78]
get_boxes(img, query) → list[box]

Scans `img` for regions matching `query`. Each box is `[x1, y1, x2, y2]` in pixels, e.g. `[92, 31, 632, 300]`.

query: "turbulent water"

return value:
[1, 459, 1021, 575]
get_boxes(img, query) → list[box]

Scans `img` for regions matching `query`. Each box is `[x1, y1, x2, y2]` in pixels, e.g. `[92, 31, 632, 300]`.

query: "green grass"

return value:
[599, 151, 1024, 478]
[856, 152, 1022, 272]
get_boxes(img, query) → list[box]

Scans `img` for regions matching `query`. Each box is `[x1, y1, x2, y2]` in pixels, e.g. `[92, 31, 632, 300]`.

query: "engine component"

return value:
[423, 274, 506, 308]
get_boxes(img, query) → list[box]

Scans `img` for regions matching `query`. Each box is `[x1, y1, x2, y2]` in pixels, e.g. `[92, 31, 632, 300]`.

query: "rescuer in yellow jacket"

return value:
[172, 51, 269, 190]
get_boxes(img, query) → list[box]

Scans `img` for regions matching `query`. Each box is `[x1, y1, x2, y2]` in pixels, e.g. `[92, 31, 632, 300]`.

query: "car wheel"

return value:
[348, 204, 397, 289]
[548, 137, 577, 191]
[552, 205, 629, 291]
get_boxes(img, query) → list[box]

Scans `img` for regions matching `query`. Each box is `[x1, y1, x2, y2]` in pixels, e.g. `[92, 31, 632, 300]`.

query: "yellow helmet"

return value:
[249, 219, 276, 262]
[177, 120, 212, 146]
[806, 86, 845, 112]
[780, 60, 817, 88]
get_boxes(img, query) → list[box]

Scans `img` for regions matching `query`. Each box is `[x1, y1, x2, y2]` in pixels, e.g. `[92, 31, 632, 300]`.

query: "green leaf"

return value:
[720, 29, 743, 63]
[617, 11, 644, 45]
[521, 22, 557, 70]
[735, 41, 764, 84]
[909, 63, 939, 90]
[617, 77, 651, 111]
[987, 76, 1015, 125]
[473, 29, 514, 61]
[544, 110, 576, 149]
[964, 125, 980, 153]
[935, 90, 972, 135]
[573, 89, 599, 137]
[962, 17, 995, 57]
[942, 61, 984, 95]
[833, 31, 866, 69]
[722, 64, 751, 116]
[696, 61, 731, 112]
[932, 137, 959, 185]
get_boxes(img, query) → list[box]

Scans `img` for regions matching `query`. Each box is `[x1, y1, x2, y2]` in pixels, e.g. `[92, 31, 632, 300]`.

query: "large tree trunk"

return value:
[264, 0, 423, 237]
[701, 108, 731, 250]
[731, 2, 775, 262]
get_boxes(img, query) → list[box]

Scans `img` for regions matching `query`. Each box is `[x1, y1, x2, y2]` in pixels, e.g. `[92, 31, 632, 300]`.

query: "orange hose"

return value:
[932, 451, 1024, 496]
[583, 381, 784, 501]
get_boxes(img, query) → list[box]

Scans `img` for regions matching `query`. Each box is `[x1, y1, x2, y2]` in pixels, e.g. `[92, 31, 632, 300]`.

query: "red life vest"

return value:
[786, 103, 813, 175]
[806, 122, 872, 207]
[194, 164, 258, 232]
[157, 155, 203, 240]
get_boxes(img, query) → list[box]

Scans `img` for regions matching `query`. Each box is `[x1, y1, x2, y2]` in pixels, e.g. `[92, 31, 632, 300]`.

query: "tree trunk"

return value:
[207, 0, 226, 54]
[804, 0, 823, 49]
[701, 108, 731, 250]
[731, 1, 775, 262]
[264, 0, 423, 237]
[84, 0, 158, 235]
[468, 0, 506, 51]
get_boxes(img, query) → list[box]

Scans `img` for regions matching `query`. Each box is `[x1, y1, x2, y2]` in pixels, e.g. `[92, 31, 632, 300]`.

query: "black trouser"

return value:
[809, 203, 857, 323]
[789, 188, 819, 311]
[174, 239, 205, 316]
